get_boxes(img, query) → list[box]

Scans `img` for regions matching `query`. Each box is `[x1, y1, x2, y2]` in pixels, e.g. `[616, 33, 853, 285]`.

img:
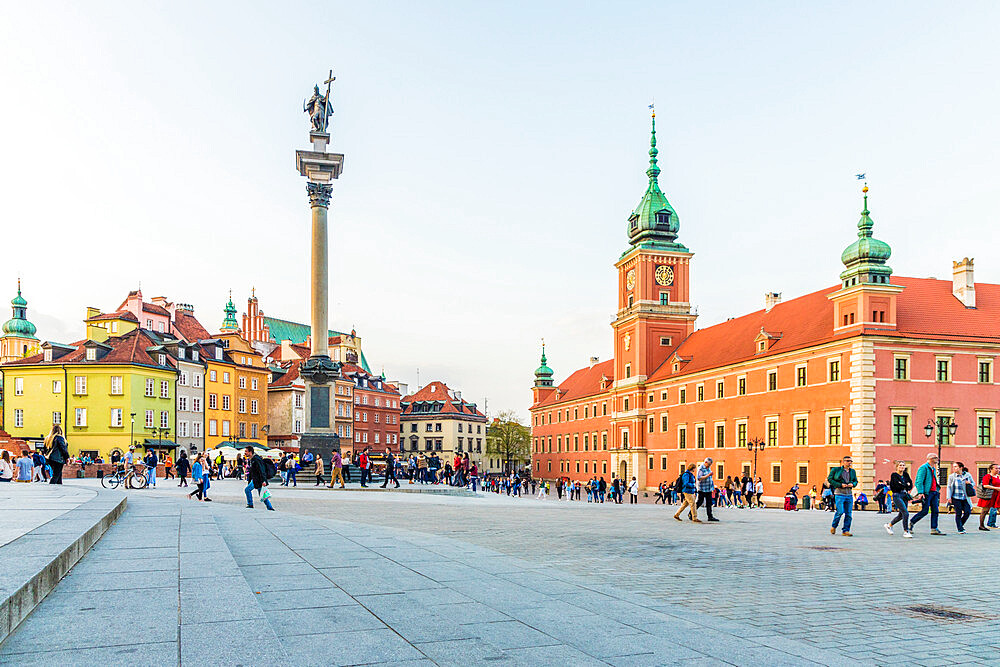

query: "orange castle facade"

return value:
[530, 117, 1000, 499]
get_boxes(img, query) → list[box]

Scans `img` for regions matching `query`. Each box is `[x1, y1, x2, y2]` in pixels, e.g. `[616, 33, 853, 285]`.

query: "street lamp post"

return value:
[130, 413, 135, 450]
[924, 417, 958, 481]
[746, 437, 766, 482]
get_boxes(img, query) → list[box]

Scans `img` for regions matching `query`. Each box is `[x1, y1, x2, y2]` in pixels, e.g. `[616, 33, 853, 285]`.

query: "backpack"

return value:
[673, 473, 685, 495]
[263, 458, 278, 480]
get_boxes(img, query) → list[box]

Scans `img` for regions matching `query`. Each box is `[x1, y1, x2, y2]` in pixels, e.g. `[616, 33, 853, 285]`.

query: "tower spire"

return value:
[625, 106, 684, 252]
[839, 183, 892, 286]
[533, 338, 554, 388]
[647, 106, 660, 181]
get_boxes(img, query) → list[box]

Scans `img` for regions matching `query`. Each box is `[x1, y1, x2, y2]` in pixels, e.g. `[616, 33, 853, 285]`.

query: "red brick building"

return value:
[347, 365, 401, 453]
[530, 115, 1000, 499]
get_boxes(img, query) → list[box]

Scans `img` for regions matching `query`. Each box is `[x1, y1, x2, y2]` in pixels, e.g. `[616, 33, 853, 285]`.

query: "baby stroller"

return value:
[783, 486, 800, 511]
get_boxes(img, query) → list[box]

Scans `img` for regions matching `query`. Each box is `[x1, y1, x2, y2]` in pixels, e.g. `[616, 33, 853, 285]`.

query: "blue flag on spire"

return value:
[856, 173, 866, 180]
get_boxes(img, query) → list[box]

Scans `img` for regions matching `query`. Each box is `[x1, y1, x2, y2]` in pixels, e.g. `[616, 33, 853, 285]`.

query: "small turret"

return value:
[2, 279, 37, 339]
[220, 290, 240, 332]
[840, 185, 893, 287]
[533, 340, 554, 388]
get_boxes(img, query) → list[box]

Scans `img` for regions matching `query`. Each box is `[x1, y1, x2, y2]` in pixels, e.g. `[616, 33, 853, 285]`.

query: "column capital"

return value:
[307, 182, 332, 208]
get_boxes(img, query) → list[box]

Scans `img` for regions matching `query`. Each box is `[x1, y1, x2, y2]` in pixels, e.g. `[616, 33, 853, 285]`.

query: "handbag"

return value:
[977, 484, 994, 500]
[966, 482, 977, 498]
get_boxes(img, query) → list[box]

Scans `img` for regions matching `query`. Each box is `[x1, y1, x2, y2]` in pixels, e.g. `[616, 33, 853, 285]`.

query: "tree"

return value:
[485, 410, 531, 476]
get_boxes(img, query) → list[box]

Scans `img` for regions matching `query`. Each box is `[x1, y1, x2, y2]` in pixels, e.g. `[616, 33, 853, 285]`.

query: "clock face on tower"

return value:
[654, 265, 674, 286]
[625, 269, 636, 291]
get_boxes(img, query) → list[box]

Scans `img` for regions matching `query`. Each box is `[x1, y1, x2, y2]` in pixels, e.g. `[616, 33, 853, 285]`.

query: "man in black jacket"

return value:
[380, 448, 399, 488]
[243, 446, 275, 511]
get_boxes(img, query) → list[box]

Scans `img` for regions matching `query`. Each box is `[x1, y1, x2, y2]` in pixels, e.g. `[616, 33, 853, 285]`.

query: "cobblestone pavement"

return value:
[9, 481, 998, 665]
[147, 480, 999, 666]
[0, 490, 846, 666]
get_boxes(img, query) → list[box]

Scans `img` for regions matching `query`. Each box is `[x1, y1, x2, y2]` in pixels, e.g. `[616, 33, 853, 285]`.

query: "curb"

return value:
[0, 486, 126, 645]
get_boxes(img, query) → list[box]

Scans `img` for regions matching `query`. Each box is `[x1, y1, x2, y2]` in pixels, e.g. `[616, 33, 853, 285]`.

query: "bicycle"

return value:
[101, 464, 148, 490]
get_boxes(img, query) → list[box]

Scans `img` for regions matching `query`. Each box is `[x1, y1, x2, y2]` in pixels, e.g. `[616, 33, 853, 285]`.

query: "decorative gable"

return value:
[754, 328, 783, 353]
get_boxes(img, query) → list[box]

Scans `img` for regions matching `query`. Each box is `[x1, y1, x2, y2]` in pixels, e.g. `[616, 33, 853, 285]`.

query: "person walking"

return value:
[674, 463, 700, 522]
[628, 476, 638, 504]
[188, 454, 205, 501]
[381, 448, 400, 488]
[946, 462, 975, 534]
[328, 450, 345, 489]
[911, 453, 946, 535]
[885, 461, 914, 538]
[977, 463, 1000, 531]
[44, 425, 69, 485]
[163, 453, 175, 480]
[695, 458, 718, 522]
[827, 455, 857, 536]
[286, 455, 298, 487]
[755, 477, 764, 508]
[31, 450, 47, 482]
[176, 450, 190, 487]
[244, 446, 275, 511]
[313, 455, 325, 486]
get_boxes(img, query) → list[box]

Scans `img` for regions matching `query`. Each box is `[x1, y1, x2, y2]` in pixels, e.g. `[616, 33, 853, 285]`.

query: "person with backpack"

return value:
[31, 450, 47, 482]
[44, 425, 70, 485]
[946, 462, 975, 534]
[674, 463, 700, 522]
[244, 446, 275, 511]
[175, 450, 191, 487]
[911, 452, 945, 536]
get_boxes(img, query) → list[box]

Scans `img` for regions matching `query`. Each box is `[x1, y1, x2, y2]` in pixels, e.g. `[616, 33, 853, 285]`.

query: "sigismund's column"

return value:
[296, 75, 344, 460]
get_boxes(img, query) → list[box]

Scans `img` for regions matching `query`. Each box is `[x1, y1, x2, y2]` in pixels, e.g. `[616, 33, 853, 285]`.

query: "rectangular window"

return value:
[979, 361, 992, 384]
[295, 394, 303, 409]
[678, 428, 686, 449]
[109, 376, 122, 395]
[14, 377, 23, 395]
[239, 376, 246, 389]
[52, 411, 62, 425]
[936, 359, 950, 382]
[178, 396, 188, 412]
[978, 416, 992, 447]
[252, 377, 259, 391]
[160, 380, 169, 398]
[222, 421, 230, 437]
[737, 422, 747, 448]
[209, 369, 217, 382]
[795, 417, 807, 445]
[648, 417, 654, 433]
[798, 464, 808, 484]
[661, 414, 668, 432]
[796, 366, 807, 387]
[602, 402, 607, 416]
[624, 397, 630, 411]
[239, 422, 246, 438]
[892, 414, 908, 445]
[209, 420, 218, 436]
[661, 456, 667, 470]
[828, 415, 841, 445]
[192, 397, 201, 413]
[222, 395, 230, 411]
[193, 373, 202, 388]
[716, 381, 724, 399]
[209, 394, 217, 409]
[716, 462, 724, 479]
[715, 424, 725, 448]
[624, 364, 631, 379]
[767, 371, 777, 391]
[178, 421, 188, 437]
[828, 360, 840, 382]
[76, 376, 88, 395]
[193, 422, 202, 437]
[771, 462, 781, 484]
[251, 400, 258, 415]
[52, 380, 62, 393]
[679, 388, 686, 404]
[179, 371, 188, 386]
[75, 408, 87, 427]
[767, 420, 778, 447]
[14, 409, 23, 428]
[937, 416, 953, 445]
[696, 385, 704, 401]
[145, 410, 154, 428]
[696, 426, 705, 449]
[738, 377, 746, 396]
[223, 372, 230, 384]
[602, 432, 608, 449]
[160, 411, 168, 428]
[239, 398, 246, 414]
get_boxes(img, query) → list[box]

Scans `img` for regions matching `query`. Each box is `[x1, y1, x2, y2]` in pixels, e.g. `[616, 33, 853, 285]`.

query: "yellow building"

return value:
[2, 331, 177, 458]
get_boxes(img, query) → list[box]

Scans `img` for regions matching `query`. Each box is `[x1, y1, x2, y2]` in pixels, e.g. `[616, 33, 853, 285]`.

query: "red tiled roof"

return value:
[173, 311, 211, 342]
[142, 302, 170, 317]
[269, 361, 302, 388]
[401, 380, 485, 418]
[534, 360, 614, 409]
[87, 310, 139, 323]
[539, 276, 1000, 405]
[4, 330, 168, 368]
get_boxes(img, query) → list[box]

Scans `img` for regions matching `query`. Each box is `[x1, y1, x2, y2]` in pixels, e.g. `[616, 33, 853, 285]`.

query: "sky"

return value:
[2, 2, 999, 419]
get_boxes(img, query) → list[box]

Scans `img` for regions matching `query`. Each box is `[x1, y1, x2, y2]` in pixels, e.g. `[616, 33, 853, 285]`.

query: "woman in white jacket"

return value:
[628, 477, 639, 504]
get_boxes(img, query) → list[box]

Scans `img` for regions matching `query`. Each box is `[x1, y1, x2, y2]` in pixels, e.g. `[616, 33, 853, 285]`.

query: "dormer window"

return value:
[192, 350, 199, 361]
[628, 214, 638, 232]
[655, 210, 671, 226]
[86, 347, 97, 361]
[177, 348, 185, 360]
[758, 341, 766, 352]
[215, 347, 223, 360]
[44, 349, 53, 362]
[158, 353, 167, 366]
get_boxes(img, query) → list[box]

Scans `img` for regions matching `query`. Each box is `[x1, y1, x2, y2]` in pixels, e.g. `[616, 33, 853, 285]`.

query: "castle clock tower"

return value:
[612, 111, 697, 386]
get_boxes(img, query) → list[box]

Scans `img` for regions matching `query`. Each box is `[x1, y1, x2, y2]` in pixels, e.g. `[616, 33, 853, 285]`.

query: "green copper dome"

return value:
[221, 291, 239, 331]
[625, 112, 687, 254]
[2, 281, 38, 339]
[534, 342, 554, 388]
[840, 187, 893, 287]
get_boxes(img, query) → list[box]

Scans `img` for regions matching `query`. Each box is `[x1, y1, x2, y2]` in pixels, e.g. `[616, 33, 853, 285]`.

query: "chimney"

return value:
[454, 390, 462, 401]
[765, 292, 782, 312]
[589, 356, 600, 368]
[953, 258, 975, 308]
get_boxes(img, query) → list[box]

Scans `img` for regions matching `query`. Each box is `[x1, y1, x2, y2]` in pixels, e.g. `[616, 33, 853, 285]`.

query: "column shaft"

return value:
[311, 203, 329, 358]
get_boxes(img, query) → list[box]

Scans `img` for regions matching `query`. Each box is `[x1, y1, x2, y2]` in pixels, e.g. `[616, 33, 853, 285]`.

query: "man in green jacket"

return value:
[910, 452, 945, 535]
[827, 456, 858, 536]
